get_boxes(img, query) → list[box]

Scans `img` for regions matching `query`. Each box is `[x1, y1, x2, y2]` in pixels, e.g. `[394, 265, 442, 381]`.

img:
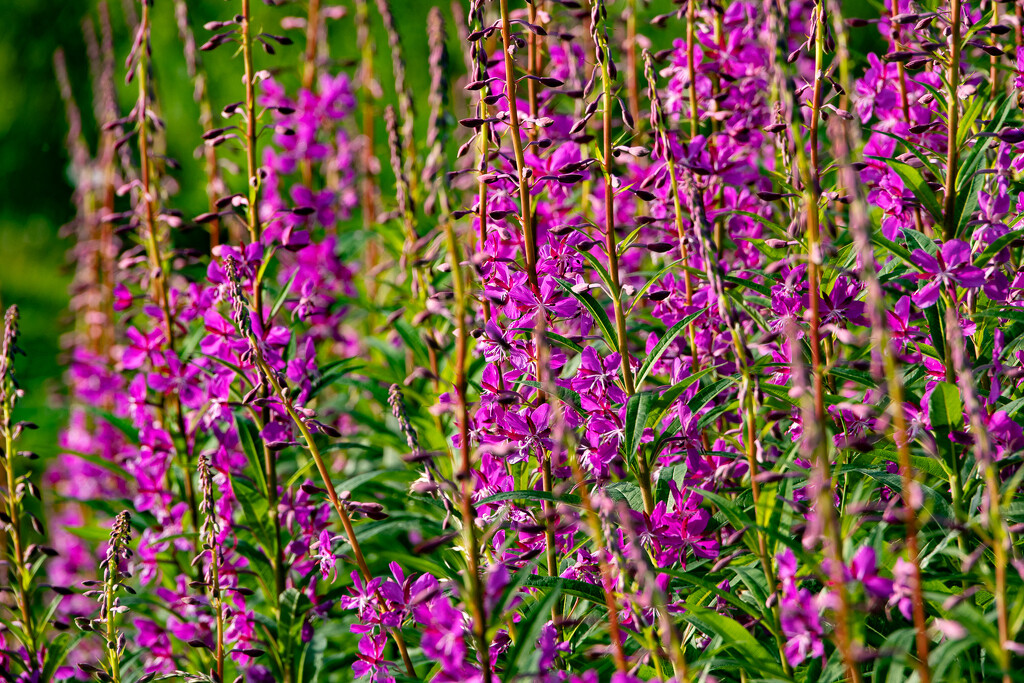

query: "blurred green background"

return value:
[0, 0, 459, 457]
[0, 0, 881, 460]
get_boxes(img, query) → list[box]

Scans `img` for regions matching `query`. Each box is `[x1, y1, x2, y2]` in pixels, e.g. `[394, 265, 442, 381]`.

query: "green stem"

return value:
[943, 0, 962, 241]
[445, 217, 493, 682]
[595, 13, 636, 398]
[498, 0, 538, 291]
[497, 1, 561, 627]
[2, 403, 36, 663]
[796, 5, 860, 680]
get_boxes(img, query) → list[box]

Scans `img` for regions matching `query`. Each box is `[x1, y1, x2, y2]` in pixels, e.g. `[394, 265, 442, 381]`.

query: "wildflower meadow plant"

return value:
[2, 0, 1024, 681]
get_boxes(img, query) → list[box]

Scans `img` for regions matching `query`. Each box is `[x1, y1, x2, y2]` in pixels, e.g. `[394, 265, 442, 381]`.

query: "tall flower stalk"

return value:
[0, 306, 39, 667]
[943, 0, 962, 241]
[791, 3, 859, 680]
[498, 0, 539, 289]
[945, 308, 1013, 683]
[197, 455, 226, 681]
[593, 0, 636, 399]
[495, 0, 561, 598]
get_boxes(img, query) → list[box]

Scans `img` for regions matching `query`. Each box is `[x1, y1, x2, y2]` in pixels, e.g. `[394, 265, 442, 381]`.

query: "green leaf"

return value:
[722, 273, 773, 298]
[278, 587, 312, 671]
[542, 331, 585, 354]
[232, 475, 271, 547]
[270, 268, 299, 320]
[644, 369, 713, 429]
[954, 170, 984, 240]
[956, 96, 985, 149]
[872, 232, 919, 268]
[478, 489, 581, 507]
[829, 366, 879, 390]
[839, 467, 954, 520]
[903, 227, 935, 255]
[870, 131, 943, 179]
[929, 382, 963, 430]
[929, 633, 979, 683]
[394, 319, 430, 365]
[308, 358, 364, 398]
[695, 488, 807, 558]
[929, 381, 963, 475]
[947, 602, 1002, 662]
[681, 604, 786, 677]
[975, 227, 1024, 267]
[625, 258, 684, 317]
[923, 297, 947, 364]
[663, 566, 761, 620]
[956, 97, 1013, 196]
[635, 308, 706, 387]
[741, 236, 790, 262]
[623, 391, 654, 468]
[689, 378, 734, 414]
[555, 277, 618, 352]
[516, 380, 585, 416]
[336, 468, 417, 494]
[717, 209, 793, 242]
[572, 245, 616, 295]
[501, 581, 565, 683]
[605, 481, 646, 512]
[524, 575, 604, 604]
[41, 632, 85, 682]
[235, 539, 277, 601]
[82, 406, 140, 444]
[59, 448, 135, 480]
[887, 161, 944, 224]
[235, 413, 268, 495]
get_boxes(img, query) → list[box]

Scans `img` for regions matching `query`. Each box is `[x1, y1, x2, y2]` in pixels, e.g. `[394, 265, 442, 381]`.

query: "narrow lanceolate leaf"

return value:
[689, 378, 735, 414]
[929, 381, 963, 472]
[645, 368, 714, 428]
[478, 489, 582, 507]
[635, 307, 706, 387]
[623, 390, 654, 468]
[681, 605, 787, 678]
[235, 413, 268, 495]
[929, 382, 963, 431]
[555, 276, 619, 351]
[884, 159, 944, 224]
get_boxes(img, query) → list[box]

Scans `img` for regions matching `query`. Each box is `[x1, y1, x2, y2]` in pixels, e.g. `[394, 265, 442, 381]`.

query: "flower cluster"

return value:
[10, 0, 1024, 682]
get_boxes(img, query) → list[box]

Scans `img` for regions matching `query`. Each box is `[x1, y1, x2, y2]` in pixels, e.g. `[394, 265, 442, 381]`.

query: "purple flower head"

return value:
[888, 557, 916, 620]
[352, 632, 395, 683]
[315, 530, 338, 583]
[848, 546, 894, 599]
[779, 588, 825, 667]
[910, 240, 985, 308]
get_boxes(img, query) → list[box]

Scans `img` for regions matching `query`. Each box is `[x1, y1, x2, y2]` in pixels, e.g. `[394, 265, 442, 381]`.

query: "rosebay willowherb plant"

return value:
[2, 0, 1019, 680]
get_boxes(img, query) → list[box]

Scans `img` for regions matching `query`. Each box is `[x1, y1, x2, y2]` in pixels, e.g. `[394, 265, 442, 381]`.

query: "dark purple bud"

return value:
[199, 32, 236, 51]
[646, 242, 674, 253]
[260, 33, 293, 45]
[998, 128, 1024, 144]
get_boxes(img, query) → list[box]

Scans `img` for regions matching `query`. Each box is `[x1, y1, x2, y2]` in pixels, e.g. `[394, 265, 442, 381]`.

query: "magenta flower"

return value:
[910, 239, 985, 308]
[352, 632, 395, 683]
[888, 558, 916, 620]
[121, 326, 165, 369]
[848, 546, 894, 599]
[315, 529, 337, 583]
